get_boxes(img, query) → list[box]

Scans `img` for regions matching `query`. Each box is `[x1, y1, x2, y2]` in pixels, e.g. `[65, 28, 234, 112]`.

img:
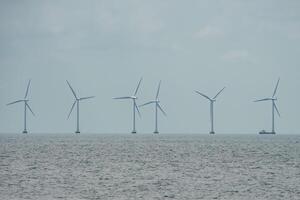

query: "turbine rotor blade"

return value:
[139, 101, 155, 107]
[274, 103, 281, 117]
[134, 78, 143, 96]
[254, 98, 273, 102]
[26, 103, 35, 116]
[7, 100, 24, 106]
[79, 96, 95, 101]
[273, 78, 280, 97]
[24, 80, 31, 99]
[66, 80, 78, 99]
[67, 101, 76, 119]
[156, 80, 161, 99]
[113, 96, 132, 100]
[135, 102, 141, 118]
[195, 91, 212, 101]
[157, 103, 167, 116]
[213, 87, 226, 99]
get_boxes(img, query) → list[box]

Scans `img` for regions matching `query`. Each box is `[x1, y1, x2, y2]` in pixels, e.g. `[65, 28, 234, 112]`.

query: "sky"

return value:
[0, 0, 299, 134]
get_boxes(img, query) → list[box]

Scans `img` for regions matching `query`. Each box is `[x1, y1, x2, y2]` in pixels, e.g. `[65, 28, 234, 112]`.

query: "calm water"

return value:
[0, 134, 299, 200]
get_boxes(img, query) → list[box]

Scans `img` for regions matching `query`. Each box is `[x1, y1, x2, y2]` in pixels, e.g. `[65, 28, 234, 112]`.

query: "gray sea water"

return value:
[0, 134, 299, 200]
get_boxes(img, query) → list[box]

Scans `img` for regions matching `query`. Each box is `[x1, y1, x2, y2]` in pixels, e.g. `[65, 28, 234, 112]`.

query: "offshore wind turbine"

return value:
[113, 78, 142, 134]
[139, 81, 166, 134]
[254, 78, 280, 134]
[66, 80, 95, 134]
[195, 87, 225, 134]
[7, 80, 35, 134]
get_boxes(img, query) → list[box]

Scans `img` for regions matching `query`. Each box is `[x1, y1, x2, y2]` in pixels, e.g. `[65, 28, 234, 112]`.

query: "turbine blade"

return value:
[157, 104, 167, 116]
[272, 78, 280, 97]
[66, 80, 77, 99]
[213, 87, 226, 99]
[7, 100, 24, 106]
[156, 80, 161, 99]
[254, 98, 272, 102]
[135, 102, 141, 118]
[24, 80, 31, 99]
[67, 101, 76, 119]
[274, 103, 281, 117]
[79, 96, 95, 101]
[139, 101, 155, 107]
[195, 90, 212, 101]
[113, 96, 132, 100]
[26, 103, 35, 116]
[134, 78, 143, 96]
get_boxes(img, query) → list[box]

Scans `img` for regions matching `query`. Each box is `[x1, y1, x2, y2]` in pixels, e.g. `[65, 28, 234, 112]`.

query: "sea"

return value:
[0, 133, 299, 200]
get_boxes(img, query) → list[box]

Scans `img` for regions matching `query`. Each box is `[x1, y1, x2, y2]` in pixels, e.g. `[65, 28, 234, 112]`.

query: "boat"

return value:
[259, 130, 276, 134]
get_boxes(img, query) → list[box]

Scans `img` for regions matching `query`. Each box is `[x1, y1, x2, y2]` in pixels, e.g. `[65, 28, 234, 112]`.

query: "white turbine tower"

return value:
[7, 80, 35, 134]
[195, 87, 225, 134]
[66, 80, 95, 134]
[113, 78, 142, 134]
[139, 81, 166, 134]
[254, 78, 280, 134]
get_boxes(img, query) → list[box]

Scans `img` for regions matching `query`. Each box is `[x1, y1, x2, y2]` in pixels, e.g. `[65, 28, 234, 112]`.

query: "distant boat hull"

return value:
[259, 130, 276, 135]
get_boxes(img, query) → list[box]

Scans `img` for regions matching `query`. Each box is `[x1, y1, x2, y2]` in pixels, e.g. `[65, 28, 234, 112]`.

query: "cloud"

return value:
[221, 50, 251, 62]
[194, 26, 224, 39]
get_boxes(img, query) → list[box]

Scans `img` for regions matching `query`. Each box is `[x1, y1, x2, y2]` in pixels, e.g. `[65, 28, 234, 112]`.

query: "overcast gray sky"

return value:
[0, 0, 299, 134]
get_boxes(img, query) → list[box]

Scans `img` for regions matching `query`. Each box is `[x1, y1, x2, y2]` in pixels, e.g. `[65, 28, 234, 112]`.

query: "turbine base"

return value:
[75, 131, 80, 134]
[153, 131, 159, 134]
[22, 130, 28, 134]
[131, 131, 137, 134]
[209, 131, 215, 134]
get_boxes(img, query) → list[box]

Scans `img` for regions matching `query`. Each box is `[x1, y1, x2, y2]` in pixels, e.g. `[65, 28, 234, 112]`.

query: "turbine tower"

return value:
[7, 80, 35, 134]
[254, 78, 280, 134]
[195, 87, 225, 134]
[139, 81, 166, 134]
[113, 78, 142, 134]
[67, 80, 95, 134]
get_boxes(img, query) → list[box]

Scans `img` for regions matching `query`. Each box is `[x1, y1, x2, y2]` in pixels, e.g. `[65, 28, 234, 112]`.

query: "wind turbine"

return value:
[66, 80, 95, 134]
[7, 80, 35, 134]
[139, 81, 166, 134]
[113, 78, 142, 134]
[195, 87, 225, 134]
[254, 78, 280, 134]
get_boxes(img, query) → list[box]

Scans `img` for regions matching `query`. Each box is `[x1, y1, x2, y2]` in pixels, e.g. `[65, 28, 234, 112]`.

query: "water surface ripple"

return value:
[0, 134, 299, 200]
